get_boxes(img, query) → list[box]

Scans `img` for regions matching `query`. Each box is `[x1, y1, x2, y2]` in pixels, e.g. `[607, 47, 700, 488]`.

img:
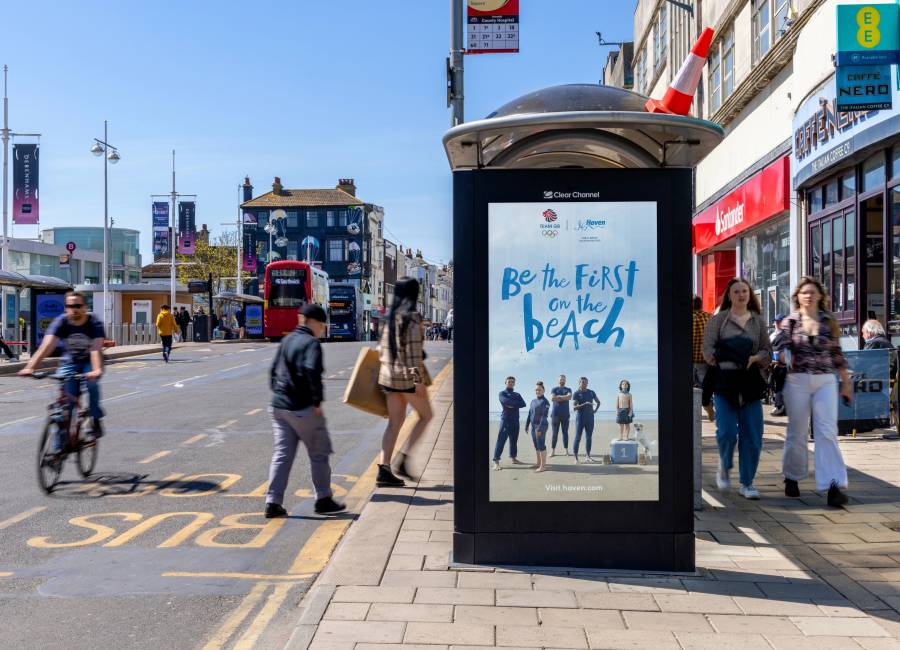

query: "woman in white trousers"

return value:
[777, 277, 851, 507]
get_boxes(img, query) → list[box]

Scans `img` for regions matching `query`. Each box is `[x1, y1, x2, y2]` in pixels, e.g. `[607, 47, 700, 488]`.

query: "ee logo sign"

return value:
[857, 6, 882, 49]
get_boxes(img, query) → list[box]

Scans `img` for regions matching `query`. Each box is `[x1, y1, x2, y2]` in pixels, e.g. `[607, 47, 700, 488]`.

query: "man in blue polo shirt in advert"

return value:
[492, 376, 527, 471]
[550, 374, 572, 456]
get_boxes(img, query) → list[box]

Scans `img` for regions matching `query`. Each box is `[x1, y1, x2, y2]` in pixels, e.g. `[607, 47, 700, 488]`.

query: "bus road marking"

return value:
[245, 408, 262, 416]
[3, 389, 23, 395]
[0, 506, 46, 530]
[106, 390, 140, 402]
[138, 450, 172, 464]
[0, 415, 38, 429]
[233, 582, 294, 650]
[0, 572, 12, 577]
[182, 434, 207, 445]
[288, 519, 351, 574]
[215, 419, 238, 429]
[201, 582, 268, 650]
[221, 363, 250, 372]
[162, 374, 207, 387]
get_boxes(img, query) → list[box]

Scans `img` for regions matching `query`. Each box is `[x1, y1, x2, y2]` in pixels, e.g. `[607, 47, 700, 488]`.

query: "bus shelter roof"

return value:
[0, 270, 72, 289]
[213, 292, 264, 304]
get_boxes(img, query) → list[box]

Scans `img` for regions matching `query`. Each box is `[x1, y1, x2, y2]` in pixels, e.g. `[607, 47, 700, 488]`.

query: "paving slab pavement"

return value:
[285, 368, 900, 649]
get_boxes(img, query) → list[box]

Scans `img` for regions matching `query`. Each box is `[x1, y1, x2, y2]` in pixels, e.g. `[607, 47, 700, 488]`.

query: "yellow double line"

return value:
[201, 361, 453, 649]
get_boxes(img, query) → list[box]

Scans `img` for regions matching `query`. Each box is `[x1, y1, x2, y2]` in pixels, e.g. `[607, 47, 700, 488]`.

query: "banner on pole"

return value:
[467, 0, 519, 54]
[152, 202, 170, 259]
[178, 201, 196, 255]
[242, 212, 257, 272]
[13, 144, 39, 225]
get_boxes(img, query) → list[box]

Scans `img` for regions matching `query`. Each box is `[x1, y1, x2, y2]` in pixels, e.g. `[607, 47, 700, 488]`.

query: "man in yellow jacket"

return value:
[156, 304, 178, 363]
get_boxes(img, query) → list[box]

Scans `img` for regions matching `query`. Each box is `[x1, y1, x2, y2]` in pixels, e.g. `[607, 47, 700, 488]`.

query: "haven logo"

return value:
[575, 218, 607, 231]
[714, 201, 745, 236]
[542, 209, 558, 223]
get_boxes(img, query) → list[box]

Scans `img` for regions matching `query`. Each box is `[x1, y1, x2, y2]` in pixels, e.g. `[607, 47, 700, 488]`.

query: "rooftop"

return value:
[241, 188, 364, 209]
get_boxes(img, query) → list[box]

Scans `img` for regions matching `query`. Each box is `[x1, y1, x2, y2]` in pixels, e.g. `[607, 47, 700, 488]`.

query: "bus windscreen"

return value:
[269, 268, 307, 307]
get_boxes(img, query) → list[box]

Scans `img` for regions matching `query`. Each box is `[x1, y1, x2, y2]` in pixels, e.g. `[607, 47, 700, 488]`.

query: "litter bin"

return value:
[193, 315, 209, 342]
[446, 84, 723, 571]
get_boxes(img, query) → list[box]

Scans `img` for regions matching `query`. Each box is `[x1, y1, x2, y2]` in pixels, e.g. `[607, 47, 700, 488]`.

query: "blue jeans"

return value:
[58, 360, 103, 451]
[531, 426, 547, 452]
[493, 419, 520, 461]
[573, 416, 594, 455]
[713, 395, 763, 487]
[551, 415, 570, 450]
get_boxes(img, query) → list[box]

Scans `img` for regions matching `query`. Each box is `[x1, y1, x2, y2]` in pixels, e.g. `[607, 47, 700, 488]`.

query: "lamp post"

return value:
[90, 121, 120, 333]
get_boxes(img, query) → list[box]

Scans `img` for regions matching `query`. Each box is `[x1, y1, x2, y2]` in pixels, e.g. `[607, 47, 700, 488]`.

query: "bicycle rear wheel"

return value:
[37, 420, 64, 494]
[76, 417, 98, 478]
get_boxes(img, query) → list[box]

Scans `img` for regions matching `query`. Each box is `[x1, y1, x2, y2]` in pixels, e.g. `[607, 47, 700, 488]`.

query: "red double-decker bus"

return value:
[263, 261, 330, 339]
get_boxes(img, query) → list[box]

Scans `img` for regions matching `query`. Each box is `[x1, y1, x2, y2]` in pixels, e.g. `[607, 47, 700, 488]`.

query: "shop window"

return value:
[833, 216, 844, 312]
[823, 223, 832, 304]
[862, 153, 886, 192]
[825, 180, 839, 207]
[809, 187, 823, 213]
[892, 146, 900, 181]
[840, 172, 856, 200]
[811, 224, 821, 279]
[891, 189, 900, 333]
[741, 218, 790, 324]
[846, 212, 856, 313]
[865, 195, 886, 325]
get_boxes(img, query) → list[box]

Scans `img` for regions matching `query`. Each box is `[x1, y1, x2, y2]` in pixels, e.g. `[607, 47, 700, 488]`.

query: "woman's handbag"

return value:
[343, 347, 388, 417]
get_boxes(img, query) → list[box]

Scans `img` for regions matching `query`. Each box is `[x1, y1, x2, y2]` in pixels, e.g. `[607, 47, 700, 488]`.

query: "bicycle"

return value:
[33, 371, 99, 494]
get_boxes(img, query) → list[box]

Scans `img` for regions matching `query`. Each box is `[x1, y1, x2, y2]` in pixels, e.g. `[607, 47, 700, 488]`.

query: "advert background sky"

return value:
[2, 1, 635, 266]
[488, 201, 659, 415]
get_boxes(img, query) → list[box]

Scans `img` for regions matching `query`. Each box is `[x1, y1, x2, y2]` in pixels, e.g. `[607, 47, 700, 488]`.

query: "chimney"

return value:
[416, 249, 423, 260]
[242, 176, 254, 202]
[199, 224, 210, 244]
[272, 176, 283, 195]
[337, 178, 356, 196]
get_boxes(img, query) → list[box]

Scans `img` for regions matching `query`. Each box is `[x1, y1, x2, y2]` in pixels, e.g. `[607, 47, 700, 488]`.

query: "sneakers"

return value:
[264, 503, 288, 518]
[376, 464, 405, 488]
[511, 458, 526, 465]
[492, 460, 501, 471]
[573, 455, 579, 464]
[739, 485, 760, 500]
[314, 496, 346, 515]
[91, 418, 104, 439]
[784, 478, 800, 498]
[716, 465, 730, 490]
[770, 406, 785, 417]
[827, 482, 849, 507]
[550, 449, 557, 457]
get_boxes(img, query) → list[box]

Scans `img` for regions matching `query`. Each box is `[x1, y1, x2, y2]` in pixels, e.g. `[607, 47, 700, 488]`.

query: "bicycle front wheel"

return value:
[37, 420, 64, 494]
[76, 418, 98, 478]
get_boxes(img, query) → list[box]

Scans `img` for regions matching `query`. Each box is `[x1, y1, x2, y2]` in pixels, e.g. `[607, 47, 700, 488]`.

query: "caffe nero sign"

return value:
[792, 75, 900, 188]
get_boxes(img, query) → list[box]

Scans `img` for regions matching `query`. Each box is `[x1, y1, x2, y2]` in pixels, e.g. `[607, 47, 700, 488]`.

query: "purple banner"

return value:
[178, 201, 196, 254]
[242, 212, 257, 272]
[152, 202, 170, 258]
[13, 144, 39, 225]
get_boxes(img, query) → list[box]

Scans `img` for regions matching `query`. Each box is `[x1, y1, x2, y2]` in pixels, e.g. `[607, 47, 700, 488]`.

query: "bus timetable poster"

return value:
[488, 201, 660, 502]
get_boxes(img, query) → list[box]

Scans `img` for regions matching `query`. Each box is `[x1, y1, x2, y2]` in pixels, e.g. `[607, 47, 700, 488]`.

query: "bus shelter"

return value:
[445, 84, 723, 571]
[0, 271, 72, 353]
[213, 292, 264, 339]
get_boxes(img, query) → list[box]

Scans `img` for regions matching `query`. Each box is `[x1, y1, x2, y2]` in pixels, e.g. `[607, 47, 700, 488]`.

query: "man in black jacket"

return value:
[265, 303, 345, 518]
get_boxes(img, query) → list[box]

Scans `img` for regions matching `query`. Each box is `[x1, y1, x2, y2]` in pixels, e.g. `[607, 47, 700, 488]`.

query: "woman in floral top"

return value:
[775, 276, 851, 507]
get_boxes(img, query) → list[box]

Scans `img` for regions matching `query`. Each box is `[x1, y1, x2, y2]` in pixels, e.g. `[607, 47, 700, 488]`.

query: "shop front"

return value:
[792, 75, 900, 347]
[693, 156, 791, 324]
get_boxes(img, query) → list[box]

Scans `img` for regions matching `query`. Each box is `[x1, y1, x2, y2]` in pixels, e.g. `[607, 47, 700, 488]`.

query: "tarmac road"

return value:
[0, 339, 452, 650]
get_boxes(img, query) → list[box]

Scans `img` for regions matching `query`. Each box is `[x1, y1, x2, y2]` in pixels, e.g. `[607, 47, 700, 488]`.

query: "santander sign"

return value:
[693, 156, 789, 253]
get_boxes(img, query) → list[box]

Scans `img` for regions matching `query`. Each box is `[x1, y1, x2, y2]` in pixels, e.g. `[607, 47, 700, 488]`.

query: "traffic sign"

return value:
[65, 241, 77, 253]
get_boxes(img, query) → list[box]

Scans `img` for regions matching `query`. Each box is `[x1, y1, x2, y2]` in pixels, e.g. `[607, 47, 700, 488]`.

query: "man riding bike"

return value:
[19, 291, 106, 446]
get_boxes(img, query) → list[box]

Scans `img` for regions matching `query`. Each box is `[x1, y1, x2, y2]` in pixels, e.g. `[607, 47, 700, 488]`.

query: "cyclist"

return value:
[19, 291, 106, 445]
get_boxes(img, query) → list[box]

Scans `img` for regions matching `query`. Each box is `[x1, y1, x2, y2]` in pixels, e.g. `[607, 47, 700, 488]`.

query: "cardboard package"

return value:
[343, 346, 388, 418]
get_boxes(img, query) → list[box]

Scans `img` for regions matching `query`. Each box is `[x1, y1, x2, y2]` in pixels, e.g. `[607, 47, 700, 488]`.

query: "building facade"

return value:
[240, 177, 385, 318]
[43, 226, 142, 284]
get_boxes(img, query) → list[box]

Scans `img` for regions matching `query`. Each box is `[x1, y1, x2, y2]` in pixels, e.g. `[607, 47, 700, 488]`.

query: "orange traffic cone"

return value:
[645, 27, 714, 115]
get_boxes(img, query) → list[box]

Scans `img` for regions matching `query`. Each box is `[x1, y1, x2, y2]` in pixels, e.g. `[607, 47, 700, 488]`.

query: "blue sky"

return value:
[3, 1, 634, 265]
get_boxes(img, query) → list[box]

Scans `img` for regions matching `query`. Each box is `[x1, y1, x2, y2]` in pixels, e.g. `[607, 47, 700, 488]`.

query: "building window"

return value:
[653, 3, 667, 71]
[286, 211, 298, 228]
[721, 28, 734, 98]
[339, 210, 349, 227]
[862, 152, 886, 192]
[752, 0, 772, 62]
[328, 239, 345, 262]
[287, 241, 298, 260]
[306, 211, 319, 228]
[326, 211, 336, 227]
[635, 49, 646, 94]
[892, 145, 900, 180]
[257, 211, 268, 227]
[708, 44, 721, 112]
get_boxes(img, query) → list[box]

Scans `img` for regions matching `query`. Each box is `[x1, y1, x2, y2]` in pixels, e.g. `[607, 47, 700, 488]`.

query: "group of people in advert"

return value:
[492, 374, 635, 472]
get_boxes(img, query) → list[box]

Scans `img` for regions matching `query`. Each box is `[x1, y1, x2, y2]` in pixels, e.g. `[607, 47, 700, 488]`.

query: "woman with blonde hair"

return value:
[775, 276, 851, 507]
[702, 278, 771, 499]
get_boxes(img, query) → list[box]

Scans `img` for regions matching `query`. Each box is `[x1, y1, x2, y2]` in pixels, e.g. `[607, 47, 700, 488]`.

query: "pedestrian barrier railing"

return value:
[109, 323, 161, 347]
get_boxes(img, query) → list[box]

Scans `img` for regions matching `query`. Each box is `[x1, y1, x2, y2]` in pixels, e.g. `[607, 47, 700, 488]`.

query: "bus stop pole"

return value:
[449, 0, 464, 127]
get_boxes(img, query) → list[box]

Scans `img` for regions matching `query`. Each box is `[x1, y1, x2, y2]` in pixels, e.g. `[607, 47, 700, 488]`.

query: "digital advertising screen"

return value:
[487, 201, 659, 502]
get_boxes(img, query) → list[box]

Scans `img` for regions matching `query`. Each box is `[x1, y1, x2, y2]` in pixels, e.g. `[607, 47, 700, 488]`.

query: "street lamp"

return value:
[90, 121, 120, 333]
